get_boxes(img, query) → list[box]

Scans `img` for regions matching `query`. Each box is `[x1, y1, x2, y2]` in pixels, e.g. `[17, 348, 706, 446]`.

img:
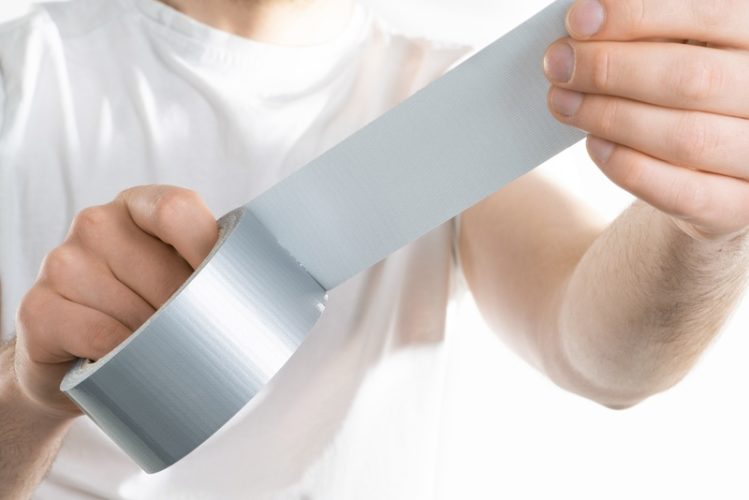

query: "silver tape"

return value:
[61, 208, 327, 472]
[62, 0, 583, 473]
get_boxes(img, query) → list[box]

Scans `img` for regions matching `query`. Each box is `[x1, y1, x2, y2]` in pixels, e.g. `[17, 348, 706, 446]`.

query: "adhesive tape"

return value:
[62, 0, 583, 473]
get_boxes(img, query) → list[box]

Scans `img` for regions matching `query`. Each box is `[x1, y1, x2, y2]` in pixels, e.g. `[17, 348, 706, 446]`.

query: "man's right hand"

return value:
[11, 185, 218, 419]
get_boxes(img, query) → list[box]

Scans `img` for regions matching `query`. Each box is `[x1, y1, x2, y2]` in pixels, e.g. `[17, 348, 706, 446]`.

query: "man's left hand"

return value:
[544, 0, 749, 241]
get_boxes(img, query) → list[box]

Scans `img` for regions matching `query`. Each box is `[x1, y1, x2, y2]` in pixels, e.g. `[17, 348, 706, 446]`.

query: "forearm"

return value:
[549, 201, 749, 407]
[0, 340, 74, 499]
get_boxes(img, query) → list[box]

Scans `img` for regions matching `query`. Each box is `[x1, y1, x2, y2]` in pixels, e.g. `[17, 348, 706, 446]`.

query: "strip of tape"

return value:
[61, 0, 583, 473]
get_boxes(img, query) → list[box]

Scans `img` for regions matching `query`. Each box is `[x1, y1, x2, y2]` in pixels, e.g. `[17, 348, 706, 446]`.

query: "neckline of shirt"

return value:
[128, 0, 373, 98]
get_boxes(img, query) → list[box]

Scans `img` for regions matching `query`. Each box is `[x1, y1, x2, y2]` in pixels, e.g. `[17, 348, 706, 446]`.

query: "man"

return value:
[1, 0, 748, 497]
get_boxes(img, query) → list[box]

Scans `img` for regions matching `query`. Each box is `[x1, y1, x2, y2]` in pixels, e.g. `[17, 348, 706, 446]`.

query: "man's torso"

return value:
[0, 0, 470, 497]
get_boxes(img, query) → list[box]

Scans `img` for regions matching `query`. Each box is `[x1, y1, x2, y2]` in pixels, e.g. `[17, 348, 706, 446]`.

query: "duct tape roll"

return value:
[62, 0, 584, 473]
[61, 207, 327, 472]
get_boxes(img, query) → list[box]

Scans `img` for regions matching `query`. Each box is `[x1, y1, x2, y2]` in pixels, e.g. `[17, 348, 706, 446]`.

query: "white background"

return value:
[2, 1, 747, 498]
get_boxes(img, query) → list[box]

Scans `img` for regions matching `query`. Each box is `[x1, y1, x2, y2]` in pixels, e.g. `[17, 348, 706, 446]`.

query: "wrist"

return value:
[666, 212, 749, 246]
[1, 340, 77, 430]
[1, 340, 75, 500]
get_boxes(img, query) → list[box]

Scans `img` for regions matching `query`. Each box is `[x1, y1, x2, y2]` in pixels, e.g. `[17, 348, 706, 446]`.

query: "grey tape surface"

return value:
[62, 208, 327, 472]
[62, 0, 583, 473]
[249, 0, 582, 289]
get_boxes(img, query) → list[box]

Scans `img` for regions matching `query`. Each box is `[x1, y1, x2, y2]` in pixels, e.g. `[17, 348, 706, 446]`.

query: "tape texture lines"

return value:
[61, 0, 584, 473]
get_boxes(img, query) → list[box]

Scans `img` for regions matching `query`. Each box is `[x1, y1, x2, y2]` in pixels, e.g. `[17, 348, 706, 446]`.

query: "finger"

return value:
[37, 245, 156, 331]
[586, 135, 749, 237]
[547, 88, 749, 180]
[68, 204, 195, 308]
[17, 287, 132, 363]
[544, 40, 749, 118]
[566, 0, 749, 48]
[118, 185, 218, 269]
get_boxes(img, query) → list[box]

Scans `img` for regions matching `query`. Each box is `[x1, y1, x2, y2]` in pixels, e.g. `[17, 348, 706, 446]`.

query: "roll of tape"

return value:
[61, 208, 327, 472]
[62, 0, 583, 473]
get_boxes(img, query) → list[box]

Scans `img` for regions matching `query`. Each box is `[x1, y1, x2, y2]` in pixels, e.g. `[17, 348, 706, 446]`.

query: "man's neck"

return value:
[160, 0, 355, 46]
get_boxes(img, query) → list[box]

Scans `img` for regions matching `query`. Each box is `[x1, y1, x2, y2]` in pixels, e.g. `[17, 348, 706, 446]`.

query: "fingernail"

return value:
[544, 42, 575, 83]
[567, 0, 605, 38]
[587, 136, 616, 164]
[549, 88, 583, 117]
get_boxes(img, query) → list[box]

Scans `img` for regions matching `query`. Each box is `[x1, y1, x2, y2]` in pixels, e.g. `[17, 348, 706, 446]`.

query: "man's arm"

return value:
[461, 0, 749, 408]
[0, 186, 218, 497]
[557, 200, 748, 407]
[461, 172, 748, 408]
[0, 340, 74, 499]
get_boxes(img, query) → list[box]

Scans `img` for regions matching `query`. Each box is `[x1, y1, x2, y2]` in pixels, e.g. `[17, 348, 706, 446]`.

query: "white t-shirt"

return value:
[0, 0, 472, 498]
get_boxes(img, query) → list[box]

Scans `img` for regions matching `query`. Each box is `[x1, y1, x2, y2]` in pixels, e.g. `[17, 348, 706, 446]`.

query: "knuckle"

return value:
[617, 155, 646, 192]
[670, 114, 718, 164]
[41, 246, 82, 285]
[152, 189, 200, 229]
[15, 291, 57, 364]
[590, 48, 613, 92]
[689, 0, 728, 30]
[672, 60, 724, 102]
[71, 205, 110, 243]
[619, 0, 648, 35]
[15, 289, 45, 333]
[116, 185, 149, 203]
[115, 186, 135, 201]
[597, 98, 621, 137]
